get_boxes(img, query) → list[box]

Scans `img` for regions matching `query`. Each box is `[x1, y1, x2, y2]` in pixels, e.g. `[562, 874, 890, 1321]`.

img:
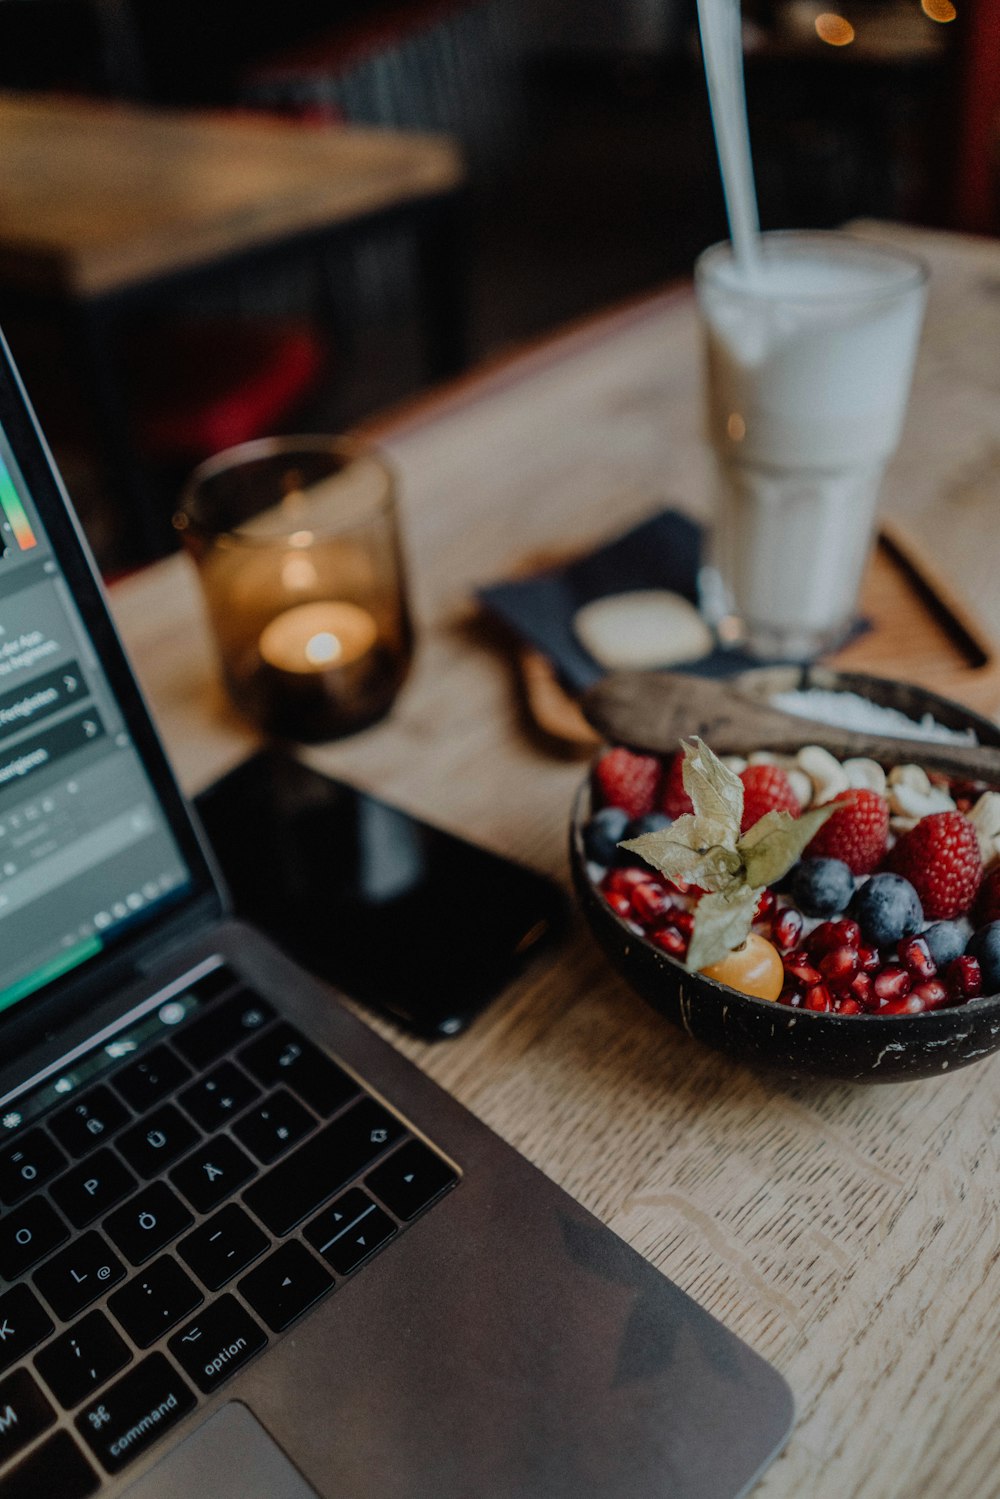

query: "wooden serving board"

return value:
[512, 517, 1000, 754]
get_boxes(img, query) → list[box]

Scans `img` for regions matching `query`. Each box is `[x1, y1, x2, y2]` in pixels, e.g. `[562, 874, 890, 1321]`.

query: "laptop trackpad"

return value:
[122, 1403, 319, 1499]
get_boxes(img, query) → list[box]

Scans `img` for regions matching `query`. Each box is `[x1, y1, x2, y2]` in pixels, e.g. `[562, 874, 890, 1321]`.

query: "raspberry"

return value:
[974, 867, 1000, 926]
[887, 811, 983, 921]
[739, 764, 800, 833]
[805, 789, 889, 875]
[594, 747, 661, 819]
[660, 753, 692, 818]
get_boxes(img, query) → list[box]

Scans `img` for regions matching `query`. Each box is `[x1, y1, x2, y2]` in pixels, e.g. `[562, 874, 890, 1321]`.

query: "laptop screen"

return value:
[0, 393, 199, 1022]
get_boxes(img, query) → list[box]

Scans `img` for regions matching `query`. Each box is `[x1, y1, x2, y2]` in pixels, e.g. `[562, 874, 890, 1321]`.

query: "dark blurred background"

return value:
[0, 0, 989, 569]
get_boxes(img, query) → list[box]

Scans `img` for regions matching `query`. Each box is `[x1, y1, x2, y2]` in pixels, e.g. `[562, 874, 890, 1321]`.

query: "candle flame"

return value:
[304, 631, 342, 666]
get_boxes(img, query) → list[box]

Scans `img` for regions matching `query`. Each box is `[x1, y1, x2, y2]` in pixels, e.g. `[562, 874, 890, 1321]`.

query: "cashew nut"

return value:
[796, 745, 849, 804]
[842, 758, 887, 795]
[886, 763, 955, 819]
[968, 792, 1000, 869]
[787, 769, 814, 808]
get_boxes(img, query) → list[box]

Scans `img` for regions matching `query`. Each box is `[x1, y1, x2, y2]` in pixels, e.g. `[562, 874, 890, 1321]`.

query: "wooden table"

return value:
[0, 92, 466, 559]
[110, 222, 1000, 1498]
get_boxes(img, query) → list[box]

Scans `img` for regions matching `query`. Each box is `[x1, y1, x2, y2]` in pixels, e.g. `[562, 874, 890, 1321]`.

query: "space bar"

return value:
[242, 1096, 405, 1235]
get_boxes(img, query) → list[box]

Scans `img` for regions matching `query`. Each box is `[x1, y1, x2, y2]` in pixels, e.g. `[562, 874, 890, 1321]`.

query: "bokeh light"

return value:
[815, 12, 856, 43]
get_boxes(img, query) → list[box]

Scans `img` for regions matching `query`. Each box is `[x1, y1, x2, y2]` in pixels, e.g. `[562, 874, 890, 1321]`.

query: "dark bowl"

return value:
[570, 667, 1000, 1083]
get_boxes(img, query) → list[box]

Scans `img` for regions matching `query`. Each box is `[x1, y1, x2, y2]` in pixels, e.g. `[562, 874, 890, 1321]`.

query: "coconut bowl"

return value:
[570, 667, 1000, 1082]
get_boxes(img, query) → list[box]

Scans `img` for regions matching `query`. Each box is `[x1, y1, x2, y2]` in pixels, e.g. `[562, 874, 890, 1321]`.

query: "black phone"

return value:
[194, 749, 567, 1039]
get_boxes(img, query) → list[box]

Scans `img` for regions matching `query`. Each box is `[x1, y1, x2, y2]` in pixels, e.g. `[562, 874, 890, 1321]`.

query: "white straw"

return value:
[696, 0, 761, 281]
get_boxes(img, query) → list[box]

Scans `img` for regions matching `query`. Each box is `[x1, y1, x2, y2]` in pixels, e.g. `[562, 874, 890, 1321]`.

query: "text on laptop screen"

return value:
[0, 425, 193, 1015]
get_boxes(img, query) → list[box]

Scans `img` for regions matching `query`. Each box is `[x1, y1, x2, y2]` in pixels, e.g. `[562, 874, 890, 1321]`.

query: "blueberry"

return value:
[617, 811, 673, 866]
[967, 922, 1000, 992]
[923, 920, 967, 969]
[790, 857, 854, 917]
[583, 806, 630, 866]
[849, 873, 923, 947]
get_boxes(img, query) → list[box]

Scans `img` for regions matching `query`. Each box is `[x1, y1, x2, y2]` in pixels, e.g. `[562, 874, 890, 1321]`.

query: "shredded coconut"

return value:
[771, 688, 978, 746]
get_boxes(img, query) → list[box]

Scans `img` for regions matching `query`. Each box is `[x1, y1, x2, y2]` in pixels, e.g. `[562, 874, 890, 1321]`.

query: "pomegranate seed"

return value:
[631, 882, 674, 926]
[605, 891, 632, 918]
[773, 907, 805, 950]
[651, 926, 687, 958]
[946, 955, 982, 1002]
[881, 994, 925, 1015]
[784, 952, 822, 987]
[754, 889, 777, 923]
[910, 979, 949, 1010]
[807, 921, 842, 956]
[671, 909, 695, 938]
[778, 981, 804, 1007]
[831, 918, 861, 948]
[874, 966, 911, 1002]
[804, 984, 833, 1012]
[857, 943, 881, 974]
[836, 997, 862, 1015]
[819, 945, 861, 989]
[898, 935, 937, 981]
[850, 971, 879, 1010]
[605, 867, 651, 897]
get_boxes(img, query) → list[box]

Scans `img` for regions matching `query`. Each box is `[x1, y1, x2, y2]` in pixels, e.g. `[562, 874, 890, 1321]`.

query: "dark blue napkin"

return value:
[477, 508, 867, 693]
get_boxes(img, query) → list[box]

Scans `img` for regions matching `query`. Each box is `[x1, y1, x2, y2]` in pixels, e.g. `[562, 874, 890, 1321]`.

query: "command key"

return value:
[75, 1353, 194, 1473]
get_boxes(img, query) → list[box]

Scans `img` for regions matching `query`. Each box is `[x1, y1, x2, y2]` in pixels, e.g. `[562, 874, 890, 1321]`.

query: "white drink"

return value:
[696, 232, 928, 658]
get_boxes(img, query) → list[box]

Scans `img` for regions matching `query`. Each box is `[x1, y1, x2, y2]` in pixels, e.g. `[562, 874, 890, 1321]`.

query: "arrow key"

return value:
[319, 1202, 395, 1277]
[238, 1241, 333, 1332]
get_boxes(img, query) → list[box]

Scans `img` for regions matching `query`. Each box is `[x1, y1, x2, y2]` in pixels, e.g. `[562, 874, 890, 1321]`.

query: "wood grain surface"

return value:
[0, 93, 463, 296]
[109, 222, 1000, 1499]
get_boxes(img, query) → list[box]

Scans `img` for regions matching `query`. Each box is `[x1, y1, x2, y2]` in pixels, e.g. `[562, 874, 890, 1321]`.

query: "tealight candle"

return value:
[175, 438, 413, 742]
[259, 601, 379, 675]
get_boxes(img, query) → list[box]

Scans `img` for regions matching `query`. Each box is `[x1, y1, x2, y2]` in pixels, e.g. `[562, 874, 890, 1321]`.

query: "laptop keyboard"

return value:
[0, 967, 459, 1494]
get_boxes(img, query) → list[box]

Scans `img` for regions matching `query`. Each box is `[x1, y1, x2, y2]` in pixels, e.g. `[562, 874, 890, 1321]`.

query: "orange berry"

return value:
[701, 933, 784, 1001]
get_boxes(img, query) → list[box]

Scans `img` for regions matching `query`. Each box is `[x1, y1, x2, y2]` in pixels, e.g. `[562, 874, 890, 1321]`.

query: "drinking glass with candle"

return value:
[175, 437, 413, 742]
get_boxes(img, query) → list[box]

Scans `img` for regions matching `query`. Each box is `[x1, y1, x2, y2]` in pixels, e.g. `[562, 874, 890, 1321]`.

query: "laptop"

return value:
[0, 331, 794, 1498]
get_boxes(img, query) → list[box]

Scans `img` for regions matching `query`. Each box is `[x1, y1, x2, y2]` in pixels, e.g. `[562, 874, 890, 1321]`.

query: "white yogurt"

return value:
[696, 235, 927, 657]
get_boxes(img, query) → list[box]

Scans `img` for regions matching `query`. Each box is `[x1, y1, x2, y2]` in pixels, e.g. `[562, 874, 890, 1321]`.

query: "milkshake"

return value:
[696, 231, 928, 658]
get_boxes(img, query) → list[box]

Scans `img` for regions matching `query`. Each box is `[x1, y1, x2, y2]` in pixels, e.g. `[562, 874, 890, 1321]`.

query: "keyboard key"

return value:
[117, 1105, 200, 1179]
[178, 1204, 268, 1291]
[239, 1024, 358, 1117]
[306, 1194, 395, 1275]
[0, 1131, 67, 1206]
[303, 1188, 370, 1252]
[0, 1197, 68, 1280]
[178, 1062, 259, 1131]
[238, 1242, 333, 1332]
[0, 1286, 54, 1376]
[34, 1310, 131, 1409]
[0, 1367, 55, 1466]
[108, 1257, 203, 1348]
[366, 1139, 459, 1220]
[49, 1086, 130, 1159]
[242, 1097, 404, 1237]
[51, 1150, 136, 1229]
[75, 1353, 195, 1474]
[232, 1089, 314, 1164]
[168, 1295, 267, 1395]
[174, 991, 274, 1070]
[169, 1136, 256, 1216]
[112, 1046, 191, 1113]
[104, 1183, 193, 1266]
[0, 1430, 98, 1498]
[33, 1232, 125, 1321]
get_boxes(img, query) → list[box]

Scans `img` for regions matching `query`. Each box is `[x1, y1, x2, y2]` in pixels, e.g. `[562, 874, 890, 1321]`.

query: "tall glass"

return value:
[175, 437, 413, 742]
[695, 231, 928, 660]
